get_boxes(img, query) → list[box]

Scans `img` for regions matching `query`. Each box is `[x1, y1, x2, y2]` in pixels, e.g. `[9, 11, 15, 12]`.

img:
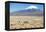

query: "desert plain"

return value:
[10, 16, 43, 29]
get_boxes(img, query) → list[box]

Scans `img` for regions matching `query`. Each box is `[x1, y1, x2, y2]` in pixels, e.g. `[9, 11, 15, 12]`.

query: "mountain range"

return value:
[10, 8, 43, 16]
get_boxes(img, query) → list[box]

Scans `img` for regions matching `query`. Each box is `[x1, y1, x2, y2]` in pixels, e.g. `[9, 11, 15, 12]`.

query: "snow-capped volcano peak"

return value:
[25, 6, 38, 9]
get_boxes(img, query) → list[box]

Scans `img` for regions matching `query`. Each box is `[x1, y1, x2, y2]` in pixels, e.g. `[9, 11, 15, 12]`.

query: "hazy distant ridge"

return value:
[10, 8, 43, 16]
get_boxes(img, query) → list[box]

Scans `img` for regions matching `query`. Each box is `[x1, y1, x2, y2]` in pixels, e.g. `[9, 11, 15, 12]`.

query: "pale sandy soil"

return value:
[10, 16, 43, 29]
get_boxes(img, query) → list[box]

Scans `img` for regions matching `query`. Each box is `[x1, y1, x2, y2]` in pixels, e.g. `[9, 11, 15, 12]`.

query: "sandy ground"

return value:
[10, 16, 43, 29]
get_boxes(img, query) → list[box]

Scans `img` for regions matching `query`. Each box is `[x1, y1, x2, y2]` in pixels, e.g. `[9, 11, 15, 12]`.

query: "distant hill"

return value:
[10, 8, 43, 16]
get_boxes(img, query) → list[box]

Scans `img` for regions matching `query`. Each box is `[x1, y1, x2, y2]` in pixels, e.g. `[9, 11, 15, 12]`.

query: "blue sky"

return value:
[10, 3, 43, 13]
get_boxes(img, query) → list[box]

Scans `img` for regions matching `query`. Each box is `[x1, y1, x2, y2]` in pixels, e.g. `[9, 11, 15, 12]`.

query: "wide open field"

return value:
[10, 16, 43, 29]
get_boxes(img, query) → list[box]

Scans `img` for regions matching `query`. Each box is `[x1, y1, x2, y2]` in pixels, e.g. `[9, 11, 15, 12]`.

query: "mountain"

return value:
[10, 8, 43, 16]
